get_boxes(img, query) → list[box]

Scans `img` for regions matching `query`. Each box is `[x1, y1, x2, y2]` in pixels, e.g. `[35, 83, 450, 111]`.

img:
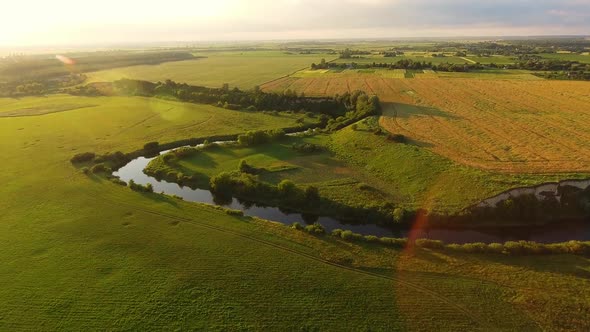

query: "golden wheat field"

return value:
[263, 77, 590, 173]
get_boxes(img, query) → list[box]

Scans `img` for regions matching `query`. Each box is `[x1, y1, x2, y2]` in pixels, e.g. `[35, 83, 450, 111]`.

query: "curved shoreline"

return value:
[111, 135, 590, 244]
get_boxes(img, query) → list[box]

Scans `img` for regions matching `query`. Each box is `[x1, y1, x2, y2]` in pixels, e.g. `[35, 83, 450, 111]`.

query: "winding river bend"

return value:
[113, 142, 590, 244]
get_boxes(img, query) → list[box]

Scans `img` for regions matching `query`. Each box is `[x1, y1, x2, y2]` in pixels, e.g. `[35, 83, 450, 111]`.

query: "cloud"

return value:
[1, 0, 589, 45]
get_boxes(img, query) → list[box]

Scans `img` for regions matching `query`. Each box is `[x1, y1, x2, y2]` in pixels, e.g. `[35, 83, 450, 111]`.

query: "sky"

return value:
[1, 0, 589, 46]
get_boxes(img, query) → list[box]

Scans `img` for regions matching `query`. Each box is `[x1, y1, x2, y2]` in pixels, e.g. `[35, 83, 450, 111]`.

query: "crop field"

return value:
[464, 55, 516, 64]
[4, 93, 589, 330]
[539, 52, 590, 63]
[86, 51, 335, 90]
[263, 76, 590, 173]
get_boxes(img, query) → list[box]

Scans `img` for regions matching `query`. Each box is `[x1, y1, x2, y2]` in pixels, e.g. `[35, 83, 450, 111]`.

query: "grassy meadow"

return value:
[146, 119, 579, 213]
[0, 92, 589, 330]
[86, 51, 336, 90]
[1, 43, 590, 331]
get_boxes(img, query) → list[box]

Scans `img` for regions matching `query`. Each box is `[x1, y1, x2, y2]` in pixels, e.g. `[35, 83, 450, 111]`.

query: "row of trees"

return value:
[86, 78, 351, 117]
[312, 59, 485, 72]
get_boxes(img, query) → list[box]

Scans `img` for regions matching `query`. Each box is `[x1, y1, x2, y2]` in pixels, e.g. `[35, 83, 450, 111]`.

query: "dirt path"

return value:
[461, 57, 477, 64]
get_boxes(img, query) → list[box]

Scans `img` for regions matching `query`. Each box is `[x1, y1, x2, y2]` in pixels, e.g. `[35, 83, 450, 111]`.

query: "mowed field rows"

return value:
[86, 52, 335, 90]
[263, 77, 590, 173]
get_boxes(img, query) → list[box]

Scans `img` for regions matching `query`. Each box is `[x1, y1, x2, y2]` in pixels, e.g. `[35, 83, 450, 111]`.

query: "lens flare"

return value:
[55, 54, 75, 65]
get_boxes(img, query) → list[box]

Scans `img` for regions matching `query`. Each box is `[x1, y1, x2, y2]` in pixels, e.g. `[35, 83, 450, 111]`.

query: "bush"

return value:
[304, 223, 325, 235]
[128, 179, 153, 193]
[238, 159, 257, 174]
[351, 123, 358, 131]
[110, 177, 127, 186]
[364, 235, 379, 243]
[292, 143, 322, 153]
[291, 222, 304, 230]
[173, 147, 198, 158]
[461, 242, 487, 253]
[379, 237, 407, 248]
[392, 207, 406, 223]
[278, 180, 296, 195]
[387, 134, 407, 143]
[304, 186, 320, 202]
[80, 167, 90, 175]
[415, 239, 444, 249]
[144, 141, 159, 151]
[487, 243, 504, 254]
[357, 183, 371, 191]
[70, 152, 95, 164]
[210, 172, 235, 196]
[91, 163, 110, 174]
[226, 209, 244, 216]
[331, 228, 344, 237]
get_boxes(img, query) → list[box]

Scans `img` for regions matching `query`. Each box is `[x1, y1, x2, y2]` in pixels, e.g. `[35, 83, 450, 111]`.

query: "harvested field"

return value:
[263, 77, 590, 173]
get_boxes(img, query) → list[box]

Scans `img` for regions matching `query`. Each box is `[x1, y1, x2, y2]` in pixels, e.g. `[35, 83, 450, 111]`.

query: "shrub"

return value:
[415, 239, 444, 249]
[210, 172, 235, 196]
[357, 183, 371, 190]
[162, 153, 175, 163]
[173, 147, 198, 158]
[226, 209, 244, 216]
[304, 223, 326, 235]
[128, 179, 153, 193]
[278, 180, 296, 195]
[487, 243, 504, 254]
[291, 222, 304, 230]
[91, 163, 110, 174]
[461, 242, 487, 253]
[392, 208, 406, 223]
[364, 235, 379, 243]
[70, 152, 95, 164]
[340, 230, 354, 241]
[80, 167, 90, 175]
[304, 186, 320, 202]
[110, 177, 127, 186]
[238, 159, 257, 174]
[292, 143, 321, 153]
[331, 228, 344, 237]
[379, 237, 407, 248]
[387, 134, 407, 143]
[351, 123, 358, 131]
[143, 141, 159, 151]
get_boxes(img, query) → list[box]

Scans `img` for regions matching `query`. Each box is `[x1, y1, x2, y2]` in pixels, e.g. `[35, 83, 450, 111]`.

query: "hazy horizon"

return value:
[2, 0, 589, 47]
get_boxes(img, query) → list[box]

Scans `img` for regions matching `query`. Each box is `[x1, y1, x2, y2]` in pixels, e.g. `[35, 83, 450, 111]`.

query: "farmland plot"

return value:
[264, 76, 590, 173]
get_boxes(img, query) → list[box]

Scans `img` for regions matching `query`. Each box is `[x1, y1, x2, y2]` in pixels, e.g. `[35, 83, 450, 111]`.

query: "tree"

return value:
[278, 180, 296, 195]
[305, 186, 320, 202]
[393, 208, 406, 223]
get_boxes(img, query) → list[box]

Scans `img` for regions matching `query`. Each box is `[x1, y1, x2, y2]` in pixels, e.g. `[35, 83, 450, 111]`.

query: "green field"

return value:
[146, 119, 578, 214]
[332, 54, 471, 65]
[86, 51, 335, 90]
[1, 93, 589, 330]
[539, 52, 590, 63]
[464, 55, 516, 64]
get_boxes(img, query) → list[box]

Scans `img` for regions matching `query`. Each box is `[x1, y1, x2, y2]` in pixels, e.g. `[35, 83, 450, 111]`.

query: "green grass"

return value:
[332, 55, 471, 65]
[327, 119, 580, 213]
[465, 55, 516, 64]
[147, 119, 578, 214]
[0, 93, 589, 330]
[539, 52, 590, 63]
[86, 51, 336, 90]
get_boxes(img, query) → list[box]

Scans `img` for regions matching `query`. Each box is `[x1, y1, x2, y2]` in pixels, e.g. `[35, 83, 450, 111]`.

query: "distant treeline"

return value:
[312, 59, 485, 72]
[72, 79, 380, 120]
[0, 51, 196, 82]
